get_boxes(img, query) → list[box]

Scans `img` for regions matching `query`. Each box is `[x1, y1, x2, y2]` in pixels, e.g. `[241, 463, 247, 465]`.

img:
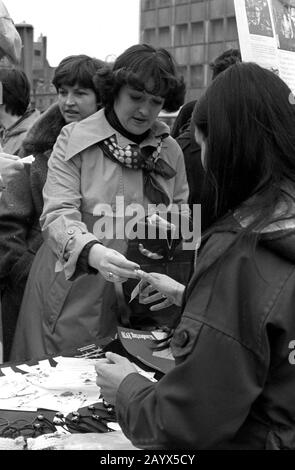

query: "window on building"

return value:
[159, 0, 171, 6]
[191, 21, 204, 43]
[144, 28, 156, 45]
[142, 0, 156, 10]
[178, 65, 188, 86]
[159, 27, 171, 48]
[226, 16, 238, 40]
[175, 24, 188, 46]
[34, 50, 41, 56]
[190, 65, 204, 88]
[209, 19, 224, 42]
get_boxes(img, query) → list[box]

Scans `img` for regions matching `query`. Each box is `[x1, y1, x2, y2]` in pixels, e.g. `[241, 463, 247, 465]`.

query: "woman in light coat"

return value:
[11, 44, 188, 361]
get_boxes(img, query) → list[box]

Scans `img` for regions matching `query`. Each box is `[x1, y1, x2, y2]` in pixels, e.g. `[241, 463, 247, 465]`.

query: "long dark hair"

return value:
[193, 62, 295, 231]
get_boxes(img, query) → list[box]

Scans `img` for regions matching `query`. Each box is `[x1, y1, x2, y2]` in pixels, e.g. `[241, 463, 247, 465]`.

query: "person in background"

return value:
[0, 68, 39, 155]
[175, 49, 242, 229]
[95, 62, 295, 450]
[0, 54, 105, 361]
[0, 153, 23, 190]
[10, 44, 188, 362]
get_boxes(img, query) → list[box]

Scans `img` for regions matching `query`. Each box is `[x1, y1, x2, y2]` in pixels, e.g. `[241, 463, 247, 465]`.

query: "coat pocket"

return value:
[171, 316, 203, 361]
[44, 270, 73, 334]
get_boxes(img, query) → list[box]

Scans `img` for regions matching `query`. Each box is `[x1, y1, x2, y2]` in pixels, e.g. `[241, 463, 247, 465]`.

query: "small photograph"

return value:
[245, 0, 274, 37]
[272, 1, 295, 52]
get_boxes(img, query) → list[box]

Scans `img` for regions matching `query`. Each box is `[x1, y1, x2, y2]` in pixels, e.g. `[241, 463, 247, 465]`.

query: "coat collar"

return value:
[65, 109, 170, 161]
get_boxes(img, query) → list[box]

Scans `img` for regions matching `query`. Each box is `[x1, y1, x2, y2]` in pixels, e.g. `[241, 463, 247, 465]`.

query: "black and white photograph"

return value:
[272, 0, 295, 51]
[0, 0, 294, 456]
[245, 0, 274, 37]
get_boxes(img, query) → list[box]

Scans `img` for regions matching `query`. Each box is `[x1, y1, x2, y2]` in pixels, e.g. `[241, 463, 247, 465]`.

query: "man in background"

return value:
[0, 68, 39, 155]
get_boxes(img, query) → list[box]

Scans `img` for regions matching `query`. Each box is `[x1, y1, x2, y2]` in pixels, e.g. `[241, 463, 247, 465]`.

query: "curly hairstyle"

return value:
[52, 54, 105, 101]
[209, 48, 242, 80]
[93, 44, 186, 112]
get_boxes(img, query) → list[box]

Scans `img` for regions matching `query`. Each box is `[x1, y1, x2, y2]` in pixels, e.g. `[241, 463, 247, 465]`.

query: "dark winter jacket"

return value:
[176, 120, 211, 231]
[0, 103, 66, 360]
[116, 204, 295, 450]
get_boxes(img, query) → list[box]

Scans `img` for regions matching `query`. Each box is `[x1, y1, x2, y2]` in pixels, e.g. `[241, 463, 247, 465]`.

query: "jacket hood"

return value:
[233, 194, 295, 264]
[4, 108, 40, 138]
[22, 103, 66, 155]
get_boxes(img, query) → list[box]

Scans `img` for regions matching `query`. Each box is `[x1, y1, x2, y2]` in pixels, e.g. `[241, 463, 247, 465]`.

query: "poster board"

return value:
[234, 0, 295, 93]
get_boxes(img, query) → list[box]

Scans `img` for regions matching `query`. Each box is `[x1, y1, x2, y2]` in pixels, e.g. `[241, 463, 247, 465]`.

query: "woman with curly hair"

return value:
[11, 44, 188, 361]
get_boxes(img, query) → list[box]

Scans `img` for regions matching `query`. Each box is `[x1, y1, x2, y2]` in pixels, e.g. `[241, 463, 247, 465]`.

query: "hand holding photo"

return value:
[22, 154, 35, 165]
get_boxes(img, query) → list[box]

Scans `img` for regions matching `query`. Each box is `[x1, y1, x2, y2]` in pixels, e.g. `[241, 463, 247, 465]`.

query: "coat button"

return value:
[174, 330, 189, 347]
[67, 228, 74, 235]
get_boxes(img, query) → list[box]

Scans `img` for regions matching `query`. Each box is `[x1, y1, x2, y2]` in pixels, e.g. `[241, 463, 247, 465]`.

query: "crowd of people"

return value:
[0, 37, 295, 450]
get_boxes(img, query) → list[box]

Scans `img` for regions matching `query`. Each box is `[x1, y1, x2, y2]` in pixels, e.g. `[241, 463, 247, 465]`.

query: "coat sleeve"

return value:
[115, 254, 269, 449]
[40, 126, 98, 280]
[116, 327, 265, 449]
[170, 139, 189, 209]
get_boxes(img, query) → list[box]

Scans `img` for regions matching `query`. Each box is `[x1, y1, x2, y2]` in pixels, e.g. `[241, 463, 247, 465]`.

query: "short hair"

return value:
[0, 68, 30, 116]
[193, 62, 295, 229]
[209, 48, 242, 80]
[52, 54, 105, 101]
[93, 44, 186, 112]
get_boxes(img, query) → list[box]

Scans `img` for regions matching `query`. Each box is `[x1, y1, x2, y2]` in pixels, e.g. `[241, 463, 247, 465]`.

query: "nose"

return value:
[138, 103, 149, 117]
[65, 93, 75, 106]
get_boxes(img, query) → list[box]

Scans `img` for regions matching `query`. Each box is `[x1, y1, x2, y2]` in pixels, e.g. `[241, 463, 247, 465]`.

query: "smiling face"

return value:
[113, 84, 165, 135]
[58, 83, 98, 123]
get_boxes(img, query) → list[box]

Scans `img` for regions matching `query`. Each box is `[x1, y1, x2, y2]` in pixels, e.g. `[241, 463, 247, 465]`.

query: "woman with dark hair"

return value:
[11, 44, 188, 361]
[0, 54, 104, 361]
[95, 63, 295, 450]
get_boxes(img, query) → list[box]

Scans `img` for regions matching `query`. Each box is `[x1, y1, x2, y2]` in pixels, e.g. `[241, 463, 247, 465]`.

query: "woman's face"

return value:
[114, 84, 165, 135]
[58, 84, 98, 123]
[194, 126, 207, 169]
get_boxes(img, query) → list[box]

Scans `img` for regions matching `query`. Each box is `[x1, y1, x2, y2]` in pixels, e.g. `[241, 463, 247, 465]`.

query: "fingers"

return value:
[110, 250, 140, 270]
[140, 291, 164, 304]
[0, 153, 20, 161]
[138, 243, 164, 259]
[105, 352, 127, 364]
[150, 298, 173, 311]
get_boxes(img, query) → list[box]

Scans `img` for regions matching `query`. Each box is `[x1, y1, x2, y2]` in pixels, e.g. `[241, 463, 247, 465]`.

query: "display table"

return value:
[0, 338, 140, 450]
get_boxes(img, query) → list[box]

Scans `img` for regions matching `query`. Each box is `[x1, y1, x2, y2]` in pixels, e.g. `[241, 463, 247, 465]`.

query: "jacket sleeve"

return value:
[171, 139, 189, 209]
[40, 126, 99, 280]
[116, 252, 269, 449]
[0, 164, 35, 286]
[116, 322, 266, 450]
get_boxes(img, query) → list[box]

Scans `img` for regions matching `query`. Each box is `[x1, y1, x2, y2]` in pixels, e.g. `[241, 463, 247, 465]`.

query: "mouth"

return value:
[64, 110, 79, 117]
[132, 117, 147, 125]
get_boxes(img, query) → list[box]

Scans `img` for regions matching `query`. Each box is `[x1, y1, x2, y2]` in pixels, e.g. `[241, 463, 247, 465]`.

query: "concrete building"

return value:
[0, 22, 56, 112]
[140, 0, 239, 101]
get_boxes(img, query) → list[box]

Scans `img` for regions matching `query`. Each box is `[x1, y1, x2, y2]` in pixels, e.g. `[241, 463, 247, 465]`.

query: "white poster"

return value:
[234, 0, 295, 92]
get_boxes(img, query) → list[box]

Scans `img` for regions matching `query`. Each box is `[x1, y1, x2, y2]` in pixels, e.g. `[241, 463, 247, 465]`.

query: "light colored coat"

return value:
[11, 109, 189, 361]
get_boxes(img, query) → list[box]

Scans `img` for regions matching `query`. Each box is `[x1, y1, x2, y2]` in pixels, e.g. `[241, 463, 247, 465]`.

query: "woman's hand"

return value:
[95, 352, 138, 405]
[89, 243, 140, 283]
[0, 154, 24, 184]
[136, 270, 185, 309]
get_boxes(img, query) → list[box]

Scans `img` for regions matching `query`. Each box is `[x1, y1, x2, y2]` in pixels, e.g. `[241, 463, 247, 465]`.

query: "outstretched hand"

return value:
[136, 270, 185, 310]
[89, 244, 140, 283]
[0, 154, 24, 185]
[95, 352, 138, 405]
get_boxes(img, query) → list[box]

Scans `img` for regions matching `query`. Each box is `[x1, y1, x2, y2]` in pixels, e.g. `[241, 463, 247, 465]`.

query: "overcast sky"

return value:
[5, 0, 140, 66]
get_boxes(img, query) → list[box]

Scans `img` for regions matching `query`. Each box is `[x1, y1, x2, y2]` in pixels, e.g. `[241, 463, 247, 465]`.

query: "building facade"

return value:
[140, 0, 239, 101]
[0, 22, 56, 112]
